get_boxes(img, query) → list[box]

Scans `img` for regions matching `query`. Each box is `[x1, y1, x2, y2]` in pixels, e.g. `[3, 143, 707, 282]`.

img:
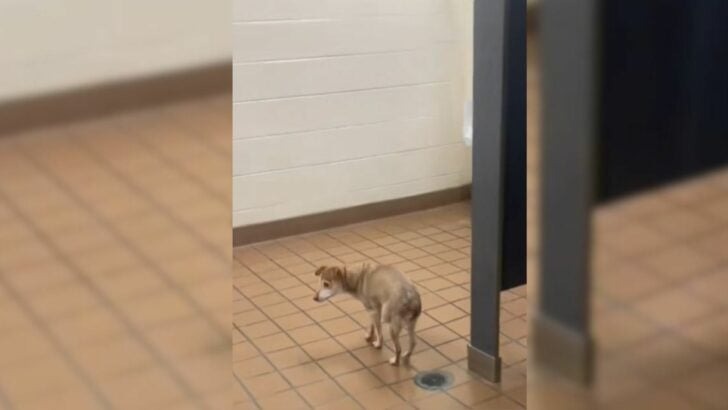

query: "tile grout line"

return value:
[231, 142, 466, 181]
[115, 119, 229, 204]
[240, 219, 522, 408]
[231, 42, 458, 66]
[595, 196, 728, 268]
[593, 227, 728, 356]
[0, 176, 215, 410]
[586, 177, 728, 409]
[312, 229, 527, 406]
[293, 254, 476, 408]
[0, 271, 112, 409]
[232, 372, 264, 410]
[595, 364, 721, 410]
[595, 283, 728, 365]
[235, 204, 526, 406]
[233, 267, 321, 408]
[306, 216, 525, 342]
[0, 95, 230, 410]
[232, 321, 279, 410]
[233, 283, 365, 409]
[245, 215, 515, 324]
[69, 132, 230, 263]
[235, 269, 393, 408]
[15, 143, 230, 339]
[0, 242, 225, 336]
[233, 312, 317, 409]
[299, 209, 529, 395]
[0, 195, 116, 409]
[232, 80, 451, 104]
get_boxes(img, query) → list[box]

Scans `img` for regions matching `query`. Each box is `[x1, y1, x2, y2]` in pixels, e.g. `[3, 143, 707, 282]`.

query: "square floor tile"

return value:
[318, 352, 364, 377]
[337, 369, 384, 395]
[288, 324, 329, 345]
[243, 371, 290, 399]
[281, 362, 329, 387]
[296, 379, 347, 407]
[252, 332, 296, 353]
[266, 346, 313, 370]
[274, 312, 313, 330]
[428, 304, 467, 324]
[301, 338, 347, 360]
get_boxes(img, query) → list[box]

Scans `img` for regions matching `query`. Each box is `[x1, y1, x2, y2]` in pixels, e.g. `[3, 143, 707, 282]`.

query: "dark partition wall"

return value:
[599, 1, 728, 201]
[469, 0, 525, 382]
[536, 0, 600, 384]
[501, 0, 527, 291]
[470, 0, 507, 382]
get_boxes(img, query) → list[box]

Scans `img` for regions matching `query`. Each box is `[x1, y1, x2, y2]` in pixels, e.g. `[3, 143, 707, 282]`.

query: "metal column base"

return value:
[532, 313, 594, 385]
[467, 344, 501, 382]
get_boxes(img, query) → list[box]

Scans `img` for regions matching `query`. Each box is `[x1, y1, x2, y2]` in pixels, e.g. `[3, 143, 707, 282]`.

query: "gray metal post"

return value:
[469, 0, 508, 383]
[533, 0, 601, 384]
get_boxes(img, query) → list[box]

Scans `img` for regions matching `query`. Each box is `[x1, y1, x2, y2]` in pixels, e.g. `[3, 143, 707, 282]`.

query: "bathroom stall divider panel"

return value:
[534, 0, 600, 384]
[469, 0, 526, 383]
[599, 0, 728, 201]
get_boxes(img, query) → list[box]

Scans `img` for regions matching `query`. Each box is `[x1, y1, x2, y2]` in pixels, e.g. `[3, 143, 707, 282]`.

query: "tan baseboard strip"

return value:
[233, 185, 471, 247]
[0, 62, 231, 136]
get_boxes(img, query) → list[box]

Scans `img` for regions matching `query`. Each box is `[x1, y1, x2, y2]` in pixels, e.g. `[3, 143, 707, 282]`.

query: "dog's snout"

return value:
[313, 294, 319, 302]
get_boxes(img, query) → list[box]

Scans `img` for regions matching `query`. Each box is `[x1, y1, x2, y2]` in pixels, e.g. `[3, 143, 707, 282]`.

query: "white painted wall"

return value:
[233, 0, 474, 227]
[0, 0, 229, 102]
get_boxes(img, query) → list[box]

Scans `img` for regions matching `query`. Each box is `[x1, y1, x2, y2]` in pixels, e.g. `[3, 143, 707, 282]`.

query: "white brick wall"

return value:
[233, 0, 473, 227]
[0, 0, 229, 102]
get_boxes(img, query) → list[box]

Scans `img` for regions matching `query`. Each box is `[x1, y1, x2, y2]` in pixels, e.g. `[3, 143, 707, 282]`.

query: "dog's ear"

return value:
[335, 266, 347, 280]
[315, 266, 326, 276]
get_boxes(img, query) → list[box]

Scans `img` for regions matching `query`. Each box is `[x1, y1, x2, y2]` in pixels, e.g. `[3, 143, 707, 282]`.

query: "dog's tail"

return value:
[407, 290, 422, 322]
[407, 296, 422, 336]
[412, 296, 422, 321]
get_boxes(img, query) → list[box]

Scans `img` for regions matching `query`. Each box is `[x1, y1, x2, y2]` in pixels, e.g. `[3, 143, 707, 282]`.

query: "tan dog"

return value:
[313, 263, 422, 366]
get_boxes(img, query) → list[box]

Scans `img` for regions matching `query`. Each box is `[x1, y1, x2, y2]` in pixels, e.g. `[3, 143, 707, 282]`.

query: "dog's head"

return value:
[312, 265, 346, 302]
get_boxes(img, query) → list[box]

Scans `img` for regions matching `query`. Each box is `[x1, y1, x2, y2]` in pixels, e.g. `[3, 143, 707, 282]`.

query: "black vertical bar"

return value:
[502, 0, 527, 291]
[469, 0, 508, 382]
[534, 0, 600, 384]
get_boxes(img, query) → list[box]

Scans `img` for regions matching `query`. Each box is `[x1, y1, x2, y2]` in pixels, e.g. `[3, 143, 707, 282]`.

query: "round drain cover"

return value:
[414, 370, 454, 391]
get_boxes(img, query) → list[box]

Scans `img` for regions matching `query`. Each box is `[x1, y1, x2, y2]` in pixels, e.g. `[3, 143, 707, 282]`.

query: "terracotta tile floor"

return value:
[0, 95, 231, 409]
[528, 33, 728, 409]
[233, 205, 527, 409]
[586, 171, 728, 410]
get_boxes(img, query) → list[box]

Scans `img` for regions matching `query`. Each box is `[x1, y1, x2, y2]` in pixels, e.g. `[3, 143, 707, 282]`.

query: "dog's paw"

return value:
[372, 340, 382, 349]
[364, 333, 374, 342]
[389, 356, 400, 366]
[401, 351, 412, 360]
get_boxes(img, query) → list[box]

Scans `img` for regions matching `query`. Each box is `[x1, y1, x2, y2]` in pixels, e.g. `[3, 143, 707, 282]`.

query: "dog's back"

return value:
[361, 265, 421, 323]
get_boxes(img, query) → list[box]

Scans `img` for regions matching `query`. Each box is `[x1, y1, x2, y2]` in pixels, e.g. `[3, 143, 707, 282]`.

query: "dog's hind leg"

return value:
[401, 318, 417, 362]
[369, 308, 383, 349]
[364, 322, 375, 343]
[388, 318, 402, 366]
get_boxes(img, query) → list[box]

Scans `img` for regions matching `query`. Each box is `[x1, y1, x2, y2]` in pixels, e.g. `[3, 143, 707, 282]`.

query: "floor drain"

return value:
[414, 370, 454, 391]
